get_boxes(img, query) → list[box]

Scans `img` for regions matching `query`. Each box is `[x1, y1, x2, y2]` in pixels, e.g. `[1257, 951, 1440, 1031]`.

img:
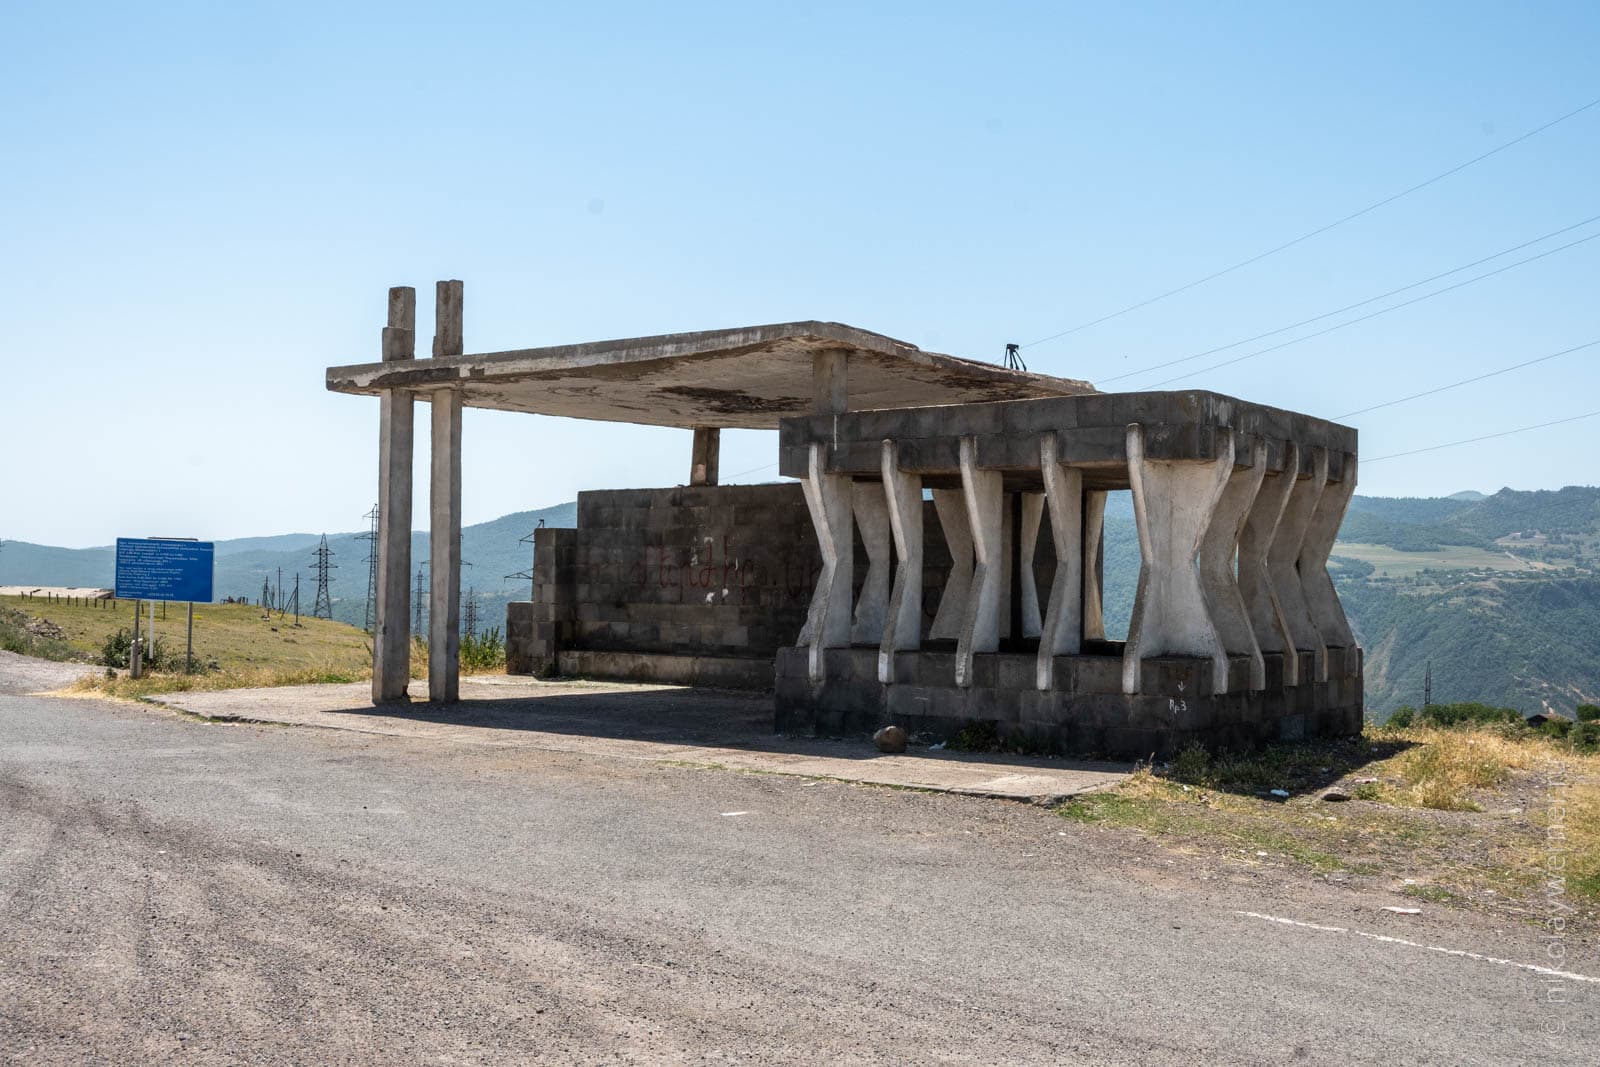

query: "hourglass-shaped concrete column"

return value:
[955, 437, 1003, 688]
[1036, 432, 1084, 689]
[1270, 446, 1329, 683]
[1122, 424, 1234, 696]
[930, 489, 974, 641]
[849, 480, 893, 645]
[1197, 433, 1267, 693]
[799, 442, 854, 682]
[1300, 452, 1358, 673]
[1239, 441, 1298, 683]
[878, 441, 924, 683]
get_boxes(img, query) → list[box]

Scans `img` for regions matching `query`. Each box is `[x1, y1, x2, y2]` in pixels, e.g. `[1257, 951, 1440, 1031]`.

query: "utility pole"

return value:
[292, 574, 301, 626]
[1423, 661, 1433, 708]
[311, 535, 335, 620]
[358, 504, 379, 633]
[463, 585, 478, 640]
[260, 576, 272, 611]
[413, 565, 427, 638]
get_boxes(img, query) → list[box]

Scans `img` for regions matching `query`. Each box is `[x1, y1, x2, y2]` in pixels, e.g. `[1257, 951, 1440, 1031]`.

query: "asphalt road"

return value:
[1, 660, 1595, 1064]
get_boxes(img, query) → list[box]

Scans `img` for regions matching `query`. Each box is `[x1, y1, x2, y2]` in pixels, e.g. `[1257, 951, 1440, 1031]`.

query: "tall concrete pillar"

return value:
[1300, 453, 1358, 664]
[373, 286, 416, 704]
[690, 427, 720, 486]
[878, 440, 923, 684]
[1122, 424, 1232, 696]
[428, 281, 464, 704]
[1037, 433, 1084, 689]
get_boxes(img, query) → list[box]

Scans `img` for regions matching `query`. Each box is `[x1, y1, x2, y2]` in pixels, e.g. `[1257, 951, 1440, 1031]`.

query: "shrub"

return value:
[1416, 702, 1523, 729]
[1388, 706, 1416, 728]
[460, 626, 506, 673]
[101, 628, 174, 671]
[1577, 704, 1600, 723]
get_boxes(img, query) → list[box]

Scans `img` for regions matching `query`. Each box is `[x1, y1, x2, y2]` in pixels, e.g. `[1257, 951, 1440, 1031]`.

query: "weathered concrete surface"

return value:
[326, 321, 1095, 430]
[146, 676, 1132, 802]
[373, 286, 415, 704]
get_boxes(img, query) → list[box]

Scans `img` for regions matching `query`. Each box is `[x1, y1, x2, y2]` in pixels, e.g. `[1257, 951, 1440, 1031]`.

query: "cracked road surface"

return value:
[1, 664, 1595, 1064]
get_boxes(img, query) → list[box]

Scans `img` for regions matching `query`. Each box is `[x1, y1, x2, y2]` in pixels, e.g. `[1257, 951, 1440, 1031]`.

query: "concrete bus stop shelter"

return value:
[325, 281, 1093, 707]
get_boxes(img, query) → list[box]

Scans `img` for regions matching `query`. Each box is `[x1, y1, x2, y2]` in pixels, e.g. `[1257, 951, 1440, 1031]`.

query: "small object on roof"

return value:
[1004, 342, 1025, 371]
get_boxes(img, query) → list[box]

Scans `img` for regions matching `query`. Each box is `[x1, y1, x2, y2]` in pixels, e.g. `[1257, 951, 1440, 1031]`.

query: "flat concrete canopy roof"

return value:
[326, 321, 1095, 430]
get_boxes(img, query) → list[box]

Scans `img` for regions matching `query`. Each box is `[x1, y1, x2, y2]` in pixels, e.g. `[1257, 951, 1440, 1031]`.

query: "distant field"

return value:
[1, 595, 380, 695]
[1332, 542, 1553, 579]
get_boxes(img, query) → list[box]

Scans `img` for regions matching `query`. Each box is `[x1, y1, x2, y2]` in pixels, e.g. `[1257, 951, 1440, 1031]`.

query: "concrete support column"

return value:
[1298, 451, 1357, 677]
[428, 389, 463, 702]
[878, 440, 923, 683]
[956, 437, 1003, 688]
[1122, 424, 1233, 696]
[1197, 433, 1267, 694]
[1270, 446, 1329, 683]
[1082, 491, 1108, 642]
[1238, 442, 1298, 682]
[812, 349, 848, 415]
[1014, 492, 1045, 640]
[799, 442, 853, 682]
[428, 280, 464, 704]
[1037, 433, 1084, 689]
[850, 481, 892, 645]
[373, 286, 416, 704]
[929, 490, 973, 640]
[690, 427, 720, 486]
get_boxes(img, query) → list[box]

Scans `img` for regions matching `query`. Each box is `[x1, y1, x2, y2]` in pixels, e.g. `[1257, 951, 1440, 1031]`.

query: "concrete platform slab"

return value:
[147, 675, 1132, 802]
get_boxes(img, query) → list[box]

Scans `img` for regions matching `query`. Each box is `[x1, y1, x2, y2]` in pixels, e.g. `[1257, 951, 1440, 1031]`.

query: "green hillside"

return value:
[7, 486, 1598, 719]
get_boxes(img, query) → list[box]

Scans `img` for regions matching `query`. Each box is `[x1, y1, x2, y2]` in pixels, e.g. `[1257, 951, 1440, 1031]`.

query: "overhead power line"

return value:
[1364, 409, 1600, 464]
[1021, 94, 1600, 351]
[1140, 229, 1600, 388]
[1335, 338, 1600, 420]
[1100, 213, 1600, 386]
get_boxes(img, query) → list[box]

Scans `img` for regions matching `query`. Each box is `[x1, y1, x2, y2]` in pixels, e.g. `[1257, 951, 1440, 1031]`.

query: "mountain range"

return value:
[6, 487, 1597, 719]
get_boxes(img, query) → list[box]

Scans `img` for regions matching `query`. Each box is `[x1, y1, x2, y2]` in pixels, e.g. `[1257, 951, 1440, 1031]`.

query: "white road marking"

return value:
[719, 811, 750, 817]
[1238, 911, 1600, 984]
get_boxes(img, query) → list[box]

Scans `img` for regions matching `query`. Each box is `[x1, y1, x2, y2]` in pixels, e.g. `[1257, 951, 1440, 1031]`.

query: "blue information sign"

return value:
[114, 538, 214, 603]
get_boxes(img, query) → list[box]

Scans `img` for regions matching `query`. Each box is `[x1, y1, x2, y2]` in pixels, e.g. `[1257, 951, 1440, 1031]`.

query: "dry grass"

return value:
[1059, 725, 1600, 919]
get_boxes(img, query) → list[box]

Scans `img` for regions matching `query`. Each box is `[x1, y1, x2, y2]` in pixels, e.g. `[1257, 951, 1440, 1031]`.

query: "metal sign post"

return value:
[114, 538, 214, 676]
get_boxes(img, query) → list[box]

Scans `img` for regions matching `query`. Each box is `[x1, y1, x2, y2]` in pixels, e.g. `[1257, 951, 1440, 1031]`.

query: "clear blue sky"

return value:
[4, 1, 1597, 547]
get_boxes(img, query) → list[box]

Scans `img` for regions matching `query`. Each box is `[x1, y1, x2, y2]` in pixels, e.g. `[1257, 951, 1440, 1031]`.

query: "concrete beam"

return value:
[849, 480, 892, 645]
[373, 286, 415, 704]
[1239, 441, 1298, 679]
[878, 440, 923, 683]
[956, 437, 1003, 688]
[689, 427, 721, 486]
[798, 442, 853, 682]
[1270, 446, 1329, 683]
[1198, 433, 1267, 693]
[929, 489, 973, 641]
[1122, 423, 1232, 696]
[1037, 433, 1084, 689]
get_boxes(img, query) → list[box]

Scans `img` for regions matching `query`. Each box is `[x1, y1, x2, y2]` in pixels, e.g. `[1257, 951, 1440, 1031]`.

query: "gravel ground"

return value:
[1, 655, 1596, 1065]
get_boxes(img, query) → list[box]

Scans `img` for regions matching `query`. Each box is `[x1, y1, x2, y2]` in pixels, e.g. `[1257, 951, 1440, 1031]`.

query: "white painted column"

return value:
[929, 489, 973, 640]
[1299, 452, 1358, 670]
[1037, 433, 1084, 689]
[956, 437, 1002, 688]
[373, 286, 415, 704]
[428, 281, 464, 704]
[1270, 446, 1329, 683]
[878, 440, 923, 683]
[1122, 424, 1233, 696]
[1197, 433, 1267, 693]
[850, 480, 892, 645]
[799, 442, 853, 682]
[1082, 491, 1108, 642]
[1238, 442, 1298, 683]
